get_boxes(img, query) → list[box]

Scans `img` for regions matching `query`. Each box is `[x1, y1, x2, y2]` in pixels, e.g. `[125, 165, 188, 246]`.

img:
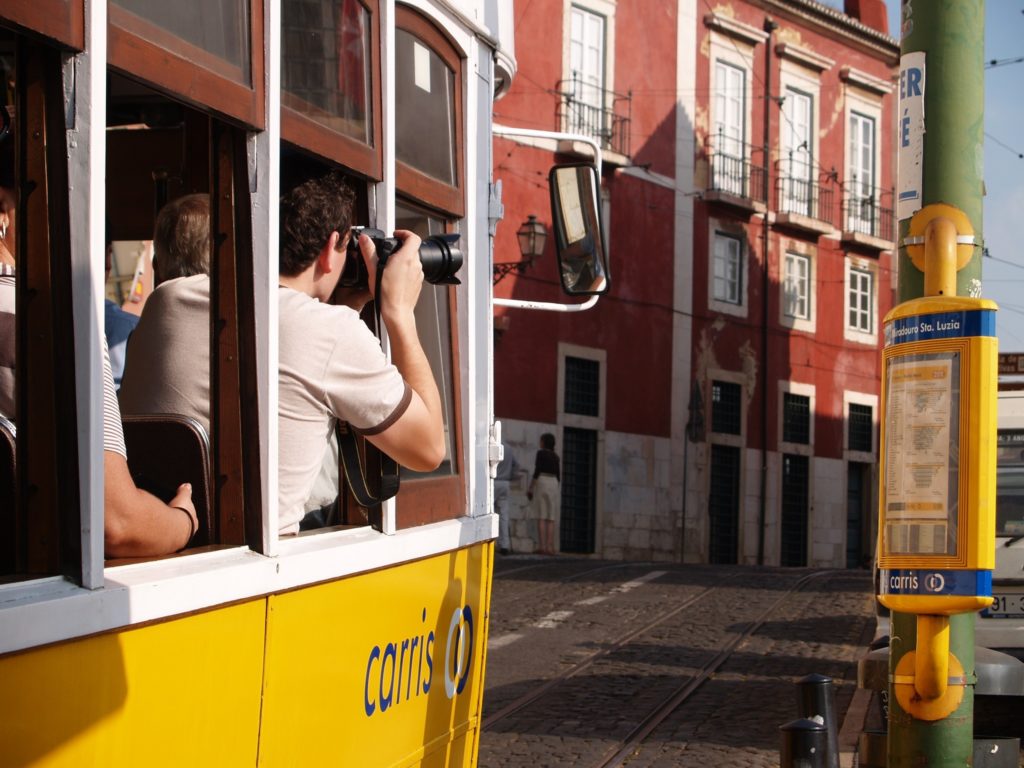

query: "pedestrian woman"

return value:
[527, 432, 560, 555]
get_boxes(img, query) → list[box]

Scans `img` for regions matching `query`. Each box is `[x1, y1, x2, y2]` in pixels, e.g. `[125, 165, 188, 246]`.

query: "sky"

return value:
[821, 1, 1024, 350]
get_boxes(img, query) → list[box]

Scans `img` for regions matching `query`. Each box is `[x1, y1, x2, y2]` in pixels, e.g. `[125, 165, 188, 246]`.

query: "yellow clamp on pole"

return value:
[915, 614, 949, 700]
[890, 202, 976, 720]
[903, 203, 975, 299]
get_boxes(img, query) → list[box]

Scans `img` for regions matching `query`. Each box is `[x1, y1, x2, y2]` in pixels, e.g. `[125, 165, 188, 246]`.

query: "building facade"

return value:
[493, 0, 897, 567]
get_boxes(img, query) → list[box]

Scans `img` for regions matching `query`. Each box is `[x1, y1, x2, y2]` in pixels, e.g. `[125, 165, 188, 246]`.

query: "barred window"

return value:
[849, 403, 873, 453]
[565, 356, 600, 417]
[711, 380, 742, 435]
[782, 392, 810, 445]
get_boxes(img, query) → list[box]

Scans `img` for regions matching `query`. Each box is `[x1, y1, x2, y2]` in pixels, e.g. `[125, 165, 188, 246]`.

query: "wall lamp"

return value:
[493, 214, 547, 285]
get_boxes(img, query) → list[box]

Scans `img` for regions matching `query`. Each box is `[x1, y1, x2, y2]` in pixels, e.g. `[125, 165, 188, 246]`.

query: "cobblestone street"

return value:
[480, 558, 878, 767]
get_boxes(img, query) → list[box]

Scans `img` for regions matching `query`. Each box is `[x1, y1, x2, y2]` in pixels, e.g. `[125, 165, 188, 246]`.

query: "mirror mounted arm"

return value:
[492, 125, 602, 172]
[493, 295, 599, 312]
[489, 124, 606, 309]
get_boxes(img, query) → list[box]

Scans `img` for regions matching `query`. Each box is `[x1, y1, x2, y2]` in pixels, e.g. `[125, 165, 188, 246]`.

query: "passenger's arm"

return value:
[359, 231, 445, 471]
[104, 451, 198, 557]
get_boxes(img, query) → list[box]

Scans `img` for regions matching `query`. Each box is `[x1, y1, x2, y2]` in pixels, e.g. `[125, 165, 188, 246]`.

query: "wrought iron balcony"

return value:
[556, 74, 631, 158]
[841, 183, 895, 244]
[704, 132, 767, 207]
[775, 173, 837, 229]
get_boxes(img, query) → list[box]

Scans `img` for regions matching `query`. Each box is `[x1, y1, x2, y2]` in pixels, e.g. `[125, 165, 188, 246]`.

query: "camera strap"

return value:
[336, 253, 400, 511]
[337, 421, 400, 509]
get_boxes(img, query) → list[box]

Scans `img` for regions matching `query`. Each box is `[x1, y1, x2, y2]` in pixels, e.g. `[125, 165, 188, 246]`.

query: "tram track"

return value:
[480, 567, 850, 768]
[482, 571, 743, 731]
[490, 560, 652, 610]
[591, 569, 833, 768]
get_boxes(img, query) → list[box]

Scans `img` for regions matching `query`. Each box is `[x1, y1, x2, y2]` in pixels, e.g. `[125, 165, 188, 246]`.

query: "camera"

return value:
[341, 227, 463, 290]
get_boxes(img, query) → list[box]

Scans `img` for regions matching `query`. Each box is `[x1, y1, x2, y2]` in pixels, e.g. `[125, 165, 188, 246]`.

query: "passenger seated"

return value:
[119, 193, 211, 434]
[0, 91, 194, 557]
[277, 172, 445, 534]
[102, 336, 198, 557]
[104, 228, 140, 389]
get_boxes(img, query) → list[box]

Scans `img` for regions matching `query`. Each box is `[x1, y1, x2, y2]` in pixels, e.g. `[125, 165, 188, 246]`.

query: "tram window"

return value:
[395, 200, 458, 482]
[107, 75, 256, 552]
[392, 9, 466, 526]
[111, 0, 250, 81]
[109, 0, 263, 128]
[281, 0, 381, 178]
[394, 6, 464, 217]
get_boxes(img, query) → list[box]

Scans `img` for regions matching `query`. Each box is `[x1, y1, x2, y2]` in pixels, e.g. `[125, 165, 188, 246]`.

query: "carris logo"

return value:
[924, 573, 946, 592]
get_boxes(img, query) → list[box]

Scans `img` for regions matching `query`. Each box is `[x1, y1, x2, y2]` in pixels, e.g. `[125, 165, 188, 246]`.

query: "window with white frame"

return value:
[713, 60, 745, 194]
[568, 6, 606, 133]
[713, 233, 742, 305]
[848, 112, 876, 234]
[781, 88, 813, 215]
[848, 266, 874, 334]
[783, 252, 811, 321]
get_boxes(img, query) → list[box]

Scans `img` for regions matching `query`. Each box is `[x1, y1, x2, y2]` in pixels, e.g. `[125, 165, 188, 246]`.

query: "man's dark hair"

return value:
[280, 171, 355, 277]
[541, 432, 556, 450]
[153, 193, 210, 285]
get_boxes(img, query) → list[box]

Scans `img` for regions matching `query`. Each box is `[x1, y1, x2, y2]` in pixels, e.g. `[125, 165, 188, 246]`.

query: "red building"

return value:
[493, 0, 897, 567]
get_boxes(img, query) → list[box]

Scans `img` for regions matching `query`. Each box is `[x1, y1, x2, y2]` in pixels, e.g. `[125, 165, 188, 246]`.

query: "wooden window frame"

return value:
[1, 1, 84, 51]
[3, 40, 81, 579]
[281, 0, 382, 180]
[394, 280, 466, 528]
[394, 6, 464, 218]
[108, 0, 265, 129]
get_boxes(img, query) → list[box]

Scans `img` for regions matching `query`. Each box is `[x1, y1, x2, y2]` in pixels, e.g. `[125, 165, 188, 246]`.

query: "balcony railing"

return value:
[775, 174, 837, 227]
[842, 183, 895, 242]
[705, 132, 767, 205]
[557, 74, 632, 158]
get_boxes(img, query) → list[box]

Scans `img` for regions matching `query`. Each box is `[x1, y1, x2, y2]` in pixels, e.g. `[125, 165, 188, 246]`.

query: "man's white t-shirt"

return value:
[278, 286, 410, 534]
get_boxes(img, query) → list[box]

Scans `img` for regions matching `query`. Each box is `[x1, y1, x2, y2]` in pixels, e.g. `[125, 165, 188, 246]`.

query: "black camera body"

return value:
[342, 227, 463, 290]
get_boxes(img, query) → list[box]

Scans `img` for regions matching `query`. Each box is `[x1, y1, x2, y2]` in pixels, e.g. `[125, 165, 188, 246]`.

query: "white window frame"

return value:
[848, 111, 876, 233]
[781, 88, 813, 215]
[843, 85, 883, 237]
[557, 343, 607, 429]
[844, 256, 878, 345]
[708, 370, 747, 448]
[782, 250, 812, 325]
[562, 0, 616, 140]
[778, 52, 824, 219]
[843, 391, 878, 462]
[708, 30, 755, 196]
[709, 228, 747, 316]
[712, 60, 746, 194]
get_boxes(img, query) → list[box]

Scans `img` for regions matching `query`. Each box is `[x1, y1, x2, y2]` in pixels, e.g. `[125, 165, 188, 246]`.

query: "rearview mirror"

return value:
[549, 163, 609, 295]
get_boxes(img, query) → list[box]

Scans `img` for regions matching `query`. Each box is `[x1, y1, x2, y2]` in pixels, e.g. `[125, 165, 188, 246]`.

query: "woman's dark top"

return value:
[533, 448, 560, 482]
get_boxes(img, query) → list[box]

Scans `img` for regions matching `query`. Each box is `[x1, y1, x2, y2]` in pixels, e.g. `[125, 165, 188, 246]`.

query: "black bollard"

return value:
[780, 718, 828, 768]
[796, 673, 839, 768]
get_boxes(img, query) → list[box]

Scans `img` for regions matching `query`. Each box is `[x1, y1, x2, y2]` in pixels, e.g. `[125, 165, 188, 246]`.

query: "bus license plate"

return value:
[982, 592, 1024, 618]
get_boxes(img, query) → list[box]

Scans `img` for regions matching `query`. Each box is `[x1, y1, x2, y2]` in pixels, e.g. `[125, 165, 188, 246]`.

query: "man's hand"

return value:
[359, 230, 424, 327]
[357, 229, 445, 472]
[170, 482, 198, 547]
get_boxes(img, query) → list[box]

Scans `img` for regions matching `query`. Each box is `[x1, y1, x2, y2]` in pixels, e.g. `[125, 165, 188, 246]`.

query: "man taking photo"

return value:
[277, 171, 444, 534]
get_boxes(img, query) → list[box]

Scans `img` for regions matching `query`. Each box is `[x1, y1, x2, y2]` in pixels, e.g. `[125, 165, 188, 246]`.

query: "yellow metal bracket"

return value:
[902, 203, 975, 298]
[892, 644, 966, 721]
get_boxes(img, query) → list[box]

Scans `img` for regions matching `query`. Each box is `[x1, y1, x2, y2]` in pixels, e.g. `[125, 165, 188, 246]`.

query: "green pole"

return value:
[889, 1, 985, 765]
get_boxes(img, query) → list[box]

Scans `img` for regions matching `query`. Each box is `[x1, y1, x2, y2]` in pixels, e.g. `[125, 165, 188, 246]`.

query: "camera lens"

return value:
[419, 234, 462, 285]
[342, 229, 463, 289]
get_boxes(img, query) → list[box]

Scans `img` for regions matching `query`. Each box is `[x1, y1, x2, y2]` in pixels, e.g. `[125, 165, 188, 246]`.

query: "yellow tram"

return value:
[0, 1, 605, 765]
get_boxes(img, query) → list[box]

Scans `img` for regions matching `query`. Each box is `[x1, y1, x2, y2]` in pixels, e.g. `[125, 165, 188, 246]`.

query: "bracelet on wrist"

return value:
[172, 505, 196, 551]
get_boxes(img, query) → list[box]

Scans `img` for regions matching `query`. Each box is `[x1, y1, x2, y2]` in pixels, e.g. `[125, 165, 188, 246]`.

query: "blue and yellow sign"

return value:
[878, 295, 997, 615]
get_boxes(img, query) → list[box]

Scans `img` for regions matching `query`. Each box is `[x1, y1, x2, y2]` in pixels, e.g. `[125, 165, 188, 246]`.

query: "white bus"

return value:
[977, 386, 1024, 658]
